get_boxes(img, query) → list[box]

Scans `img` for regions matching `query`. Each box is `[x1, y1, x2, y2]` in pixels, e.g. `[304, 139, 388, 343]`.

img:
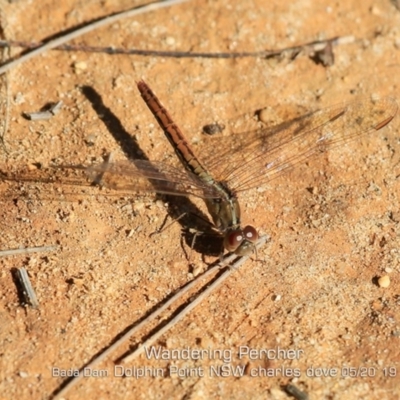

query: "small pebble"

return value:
[378, 275, 390, 288]
[73, 61, 87, 74]
[258, 107, 272, 123]
[203, 123, 225, 135]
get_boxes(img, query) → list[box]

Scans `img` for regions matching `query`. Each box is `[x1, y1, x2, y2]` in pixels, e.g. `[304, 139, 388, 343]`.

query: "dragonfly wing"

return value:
[201, 97, 398, 192]
[85, 159, 221, 199]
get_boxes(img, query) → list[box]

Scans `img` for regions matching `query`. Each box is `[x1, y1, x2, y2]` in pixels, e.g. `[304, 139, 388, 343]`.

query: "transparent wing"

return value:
[0, 162, 220, 199]
[200, 97, 398, 193]
[84, 159, 222, 198]
[21, 97, 394, 202]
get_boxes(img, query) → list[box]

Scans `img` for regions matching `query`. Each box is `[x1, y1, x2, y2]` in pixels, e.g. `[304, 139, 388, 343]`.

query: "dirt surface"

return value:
[1, 0, 400, 399]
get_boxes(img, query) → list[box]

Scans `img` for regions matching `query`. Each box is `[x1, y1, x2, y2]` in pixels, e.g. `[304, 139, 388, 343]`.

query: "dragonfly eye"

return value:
[224, 230, 245, 251]
[224, 225, 259, 254]
[242, 225, 258, 243]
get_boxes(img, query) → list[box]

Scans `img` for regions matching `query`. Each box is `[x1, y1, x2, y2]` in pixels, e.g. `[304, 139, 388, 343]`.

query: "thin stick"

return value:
[15, 267, 39, 308]
[53, 252, 238, 399]
[23, 100, 63, 121]
[0, 70, 10, 152]
[0, 36, 10, 153]
[52, 235, 268, 399]
[122, 236, 268, 363]
[0, 0, 190, 76]
[0, 35, 354, 60]
[0, 245, 58, 257]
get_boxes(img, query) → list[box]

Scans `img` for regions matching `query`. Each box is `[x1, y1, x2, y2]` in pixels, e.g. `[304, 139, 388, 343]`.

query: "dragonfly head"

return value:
[224, 225, 259, 256]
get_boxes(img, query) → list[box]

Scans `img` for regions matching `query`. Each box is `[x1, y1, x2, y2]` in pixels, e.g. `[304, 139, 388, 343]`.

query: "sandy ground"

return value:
[1, 0, 400, 399]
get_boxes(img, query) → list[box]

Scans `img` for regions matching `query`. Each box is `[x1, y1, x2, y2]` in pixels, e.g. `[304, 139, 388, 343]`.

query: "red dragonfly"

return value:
[1, 81, 397, 256]
[81, 81, 397, 255]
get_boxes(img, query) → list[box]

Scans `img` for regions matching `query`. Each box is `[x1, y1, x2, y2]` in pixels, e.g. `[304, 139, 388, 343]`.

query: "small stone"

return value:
[165, 36, 176, 46]
[273, 294, 282, 302]
[203, 123, 225, 135]
[72, 61, 87, 74]
[378, 275, 390, 288]
[257, 106, 284, 125]
[27, 163, 39, 171]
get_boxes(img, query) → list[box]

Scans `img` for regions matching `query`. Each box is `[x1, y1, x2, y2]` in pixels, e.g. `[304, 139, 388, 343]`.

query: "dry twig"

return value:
[0, 0, 190, 75]
[52, 235, 268, 400]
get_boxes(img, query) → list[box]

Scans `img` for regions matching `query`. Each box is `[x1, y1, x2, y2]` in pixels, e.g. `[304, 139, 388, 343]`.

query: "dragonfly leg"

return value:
[149, 212, 188, 238]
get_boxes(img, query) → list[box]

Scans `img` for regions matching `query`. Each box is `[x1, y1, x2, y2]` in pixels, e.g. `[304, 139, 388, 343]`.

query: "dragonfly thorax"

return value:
[204, 195, 241, 232]
[204, 192, 259, 255]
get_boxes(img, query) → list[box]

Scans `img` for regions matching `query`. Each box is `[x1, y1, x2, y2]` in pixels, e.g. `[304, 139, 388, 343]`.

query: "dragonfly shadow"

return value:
[81, 86, 142, 160]
[157, 198, 224, 257]
[81, 86, 222, 256]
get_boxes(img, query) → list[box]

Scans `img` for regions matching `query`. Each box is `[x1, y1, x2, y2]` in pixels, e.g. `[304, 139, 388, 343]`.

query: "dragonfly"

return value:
[80, 80, 397, 256]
